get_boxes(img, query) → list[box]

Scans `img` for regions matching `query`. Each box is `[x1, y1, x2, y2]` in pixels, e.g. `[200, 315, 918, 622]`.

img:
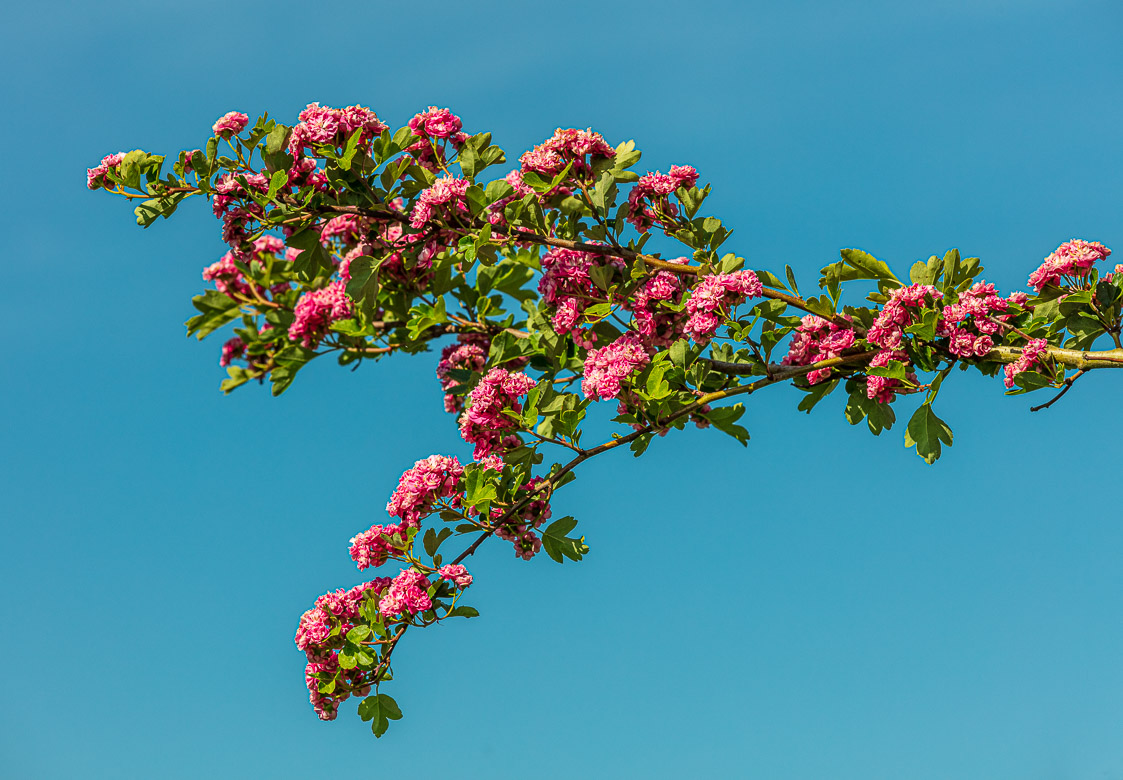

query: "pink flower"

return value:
[287, 102, 388, 158]
[781, 315, 856, 384]
[219, 337, 245, 367]
[288, 281, 353, 347]
[410, 176, 470, 229]
[409, 106, 464, 139]
[866, 284, 941, 349]
[437, 334, 491, 413]
[385, 454, 465, 527]
[582, 333, 651, 400]
[1003, 338, 1050, 388]
[459, 369, 537, 460]
[438, 564, 473, 588]
[86, 152, 126, 190]
[212, 111, 249, 137]
[1027, 239, 1111, 292]
[379, 569, 433, 618]
[349, 523, 406, 570]
[519, 128, 615, 178]
[683, 271, 763, 343]
[865, 348, 917, 403]
[625, 164, 699, 232]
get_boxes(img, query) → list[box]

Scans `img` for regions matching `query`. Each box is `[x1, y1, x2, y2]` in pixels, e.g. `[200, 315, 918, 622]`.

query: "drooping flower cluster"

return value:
[683, 270, 764, 343]
[537, 247, 624, 344]
[86, 152, 126, 190]
[626, 165, 699, 232]
[386, 454, 465, 527]
[219, 337, 244, 367]
[295, 579, 391, 721]
[410, 176, 470, 229]
[320, 214, 368, 247]
[459, 369, 537, 460]
[519, 128, 616, 178]
[781, 315, 857, 384]
[288, 281, 352, 347]
[287, 103, 388, 158]
[378, 568, 433, 618]
[212, 111, 249, 137]
[865, 348, 917, 403]
[436, 334, 491, 413]
[493, 477, 554, 560]
[1004, 338, 1050, 388]
[1027, 239, 1112, 292]
[581, 333, 651, 400]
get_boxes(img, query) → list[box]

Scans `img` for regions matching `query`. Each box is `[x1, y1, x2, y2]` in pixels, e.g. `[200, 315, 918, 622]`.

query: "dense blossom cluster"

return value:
[1004, 338, 1050, 388]
[438, 564, 473, 588]
[288, 281, 352, 347]
[493, 477, 554, 560]
[782, 315, 857, 384]
[1027, 239, 1111, 291]
[295, 579, 391, 721]
[287, 103, 388, 158]
[378, 569, 433, 618]
[629, 266, 687, 346]
[459, 369, 537, 459]
[410, 176, 470, 229]
[935, 282, 1012, 358]
[538, 247, 624, 344]
[202, 236, 291, 301]
[683, 270, 764, 343]
[386, 455, 465, 527]
[436, 334, 491, 413]
[582, 333, 651, 400]
[626, 165, 699, 232]
[519, 128, 615, 177]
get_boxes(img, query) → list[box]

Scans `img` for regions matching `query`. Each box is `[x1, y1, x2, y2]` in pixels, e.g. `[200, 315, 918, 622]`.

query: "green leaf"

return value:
[346, 625, 372, 643]
[704, 403, 750, 445]
[541, 516, 589, 563]
[186, 290, 241, 339]
[358, 693, 403, 738]
[839, 248, 899, 286]
[345, 255, 383, 318]
[904, 403, 953, 464]
[448, 605, 479, 619]
[796, 379, 838, 413]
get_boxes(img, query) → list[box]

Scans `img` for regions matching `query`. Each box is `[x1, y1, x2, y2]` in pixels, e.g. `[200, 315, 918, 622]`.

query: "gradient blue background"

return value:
[3, 1, 1122, 777]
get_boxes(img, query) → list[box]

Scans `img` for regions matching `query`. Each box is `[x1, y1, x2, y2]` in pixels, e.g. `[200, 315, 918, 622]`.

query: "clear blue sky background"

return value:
[3, 1, 1122, 777]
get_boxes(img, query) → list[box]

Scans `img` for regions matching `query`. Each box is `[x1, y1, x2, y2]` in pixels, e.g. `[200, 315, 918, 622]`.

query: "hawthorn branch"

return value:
[1030, 370, 1086, 412]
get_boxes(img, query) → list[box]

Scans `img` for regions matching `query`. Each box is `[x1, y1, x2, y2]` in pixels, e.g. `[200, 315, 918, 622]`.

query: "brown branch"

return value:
[1030, 369, 1087, 412]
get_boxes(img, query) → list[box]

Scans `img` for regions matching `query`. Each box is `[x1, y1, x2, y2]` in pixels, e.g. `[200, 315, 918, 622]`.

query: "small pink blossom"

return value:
[459, 369, 537, 460]
[385, 454, 465, 527]
[1027, 239, 1111, 292]
[582, 333, 651, 400]
[288, 281, 353, 347]
[212, 111, 249, 137]
[379, 569, 433, 618]
[683, 271, 763, 343]
[438, 564, 473, 588]
[1003, 338, 1050, 388]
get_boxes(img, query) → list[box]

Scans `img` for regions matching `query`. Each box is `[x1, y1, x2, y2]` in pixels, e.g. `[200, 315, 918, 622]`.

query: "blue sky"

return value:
[3, 1, 1122, 777]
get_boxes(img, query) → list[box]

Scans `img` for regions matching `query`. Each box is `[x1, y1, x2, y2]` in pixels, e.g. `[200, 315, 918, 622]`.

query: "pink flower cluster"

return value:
[581, 333, 651, 400]
[410, 176, 470, 229]
[866, 284, 941, 349]
[295, 578, 391, 720]
[438, 564, 472, 588]
[537, 247, 624, 343]
[212, 111, 249, 137]
[866, 348, 916, 403]
[1003, 338, 1050, 389]
[935, 282, 1011, 358]
[437, 334, 490, 413]
[288, 281, 353, 347]
[459, 368, 537, 460]
[219, 337, 244, 367]
[202, 236, 291, 300]
[519, 128, 616, 178]
[682, 271, 764, 343]
[494, 477, 554, 560]
[320, 214, 368, 247]
[386, 454, 465, 527]
[781, 315, 857, 384]
[378, 569, 432, 618]
[86, 152, 125, 190]
[626, 165, 699, 232]
[1028, 239, 1112, 292]
[287, 103, 388, 158]
[409, 107, 464, 140]
[349, 524, 406, 571]
[629, 266, 687, 347]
